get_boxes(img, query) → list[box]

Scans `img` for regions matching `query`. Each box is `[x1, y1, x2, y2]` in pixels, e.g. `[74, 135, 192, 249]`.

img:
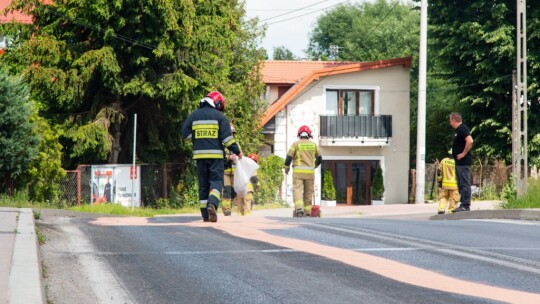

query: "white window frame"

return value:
[323, 85, 381, 115]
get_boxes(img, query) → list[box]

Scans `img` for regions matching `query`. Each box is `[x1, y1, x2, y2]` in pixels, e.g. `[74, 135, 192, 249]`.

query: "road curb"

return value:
[8, 208, 45, 304]
[430, 209, 540, 221]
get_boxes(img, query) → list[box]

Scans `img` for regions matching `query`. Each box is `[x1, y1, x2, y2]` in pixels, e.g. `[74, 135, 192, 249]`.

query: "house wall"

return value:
[274, 65, 410, 205]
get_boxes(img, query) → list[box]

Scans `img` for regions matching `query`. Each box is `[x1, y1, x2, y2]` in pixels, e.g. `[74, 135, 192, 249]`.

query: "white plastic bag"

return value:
[233, 157, 259, 195]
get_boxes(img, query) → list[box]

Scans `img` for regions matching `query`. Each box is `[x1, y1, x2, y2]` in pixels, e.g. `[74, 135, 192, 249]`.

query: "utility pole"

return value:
[513, 0, 527, 196]
[415, 0, 427, 204]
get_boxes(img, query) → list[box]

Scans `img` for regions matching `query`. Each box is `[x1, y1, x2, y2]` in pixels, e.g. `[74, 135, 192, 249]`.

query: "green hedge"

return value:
[256, 155, 285, 205]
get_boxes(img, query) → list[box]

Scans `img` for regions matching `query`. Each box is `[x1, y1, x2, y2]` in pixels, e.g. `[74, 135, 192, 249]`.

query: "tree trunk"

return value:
[108, 123, 122, 164]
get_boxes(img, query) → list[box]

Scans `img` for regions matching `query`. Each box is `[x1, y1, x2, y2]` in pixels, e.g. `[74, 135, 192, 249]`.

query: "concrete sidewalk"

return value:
[252, 200, 540, 221]
[251, 200, 504, 219]
[0, 208, 45, 304]
[1, 201, 538, 304]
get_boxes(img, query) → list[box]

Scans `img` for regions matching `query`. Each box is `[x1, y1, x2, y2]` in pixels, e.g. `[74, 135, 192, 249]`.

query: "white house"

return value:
[260, 57, 412, 205]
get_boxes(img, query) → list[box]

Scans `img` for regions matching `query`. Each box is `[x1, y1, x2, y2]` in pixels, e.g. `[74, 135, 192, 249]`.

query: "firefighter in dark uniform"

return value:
[222, 123, 238, 216]
[182, 91, 242, 222]
[283, 125, 322, 217]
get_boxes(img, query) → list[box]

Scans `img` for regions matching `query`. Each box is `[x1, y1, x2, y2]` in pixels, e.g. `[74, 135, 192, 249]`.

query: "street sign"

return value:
[130, 166, 137, 179]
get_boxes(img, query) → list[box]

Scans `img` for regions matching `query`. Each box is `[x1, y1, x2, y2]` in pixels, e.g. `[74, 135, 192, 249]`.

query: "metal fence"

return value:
[411, 161, 512, 202]
[59, 163, 187, 206]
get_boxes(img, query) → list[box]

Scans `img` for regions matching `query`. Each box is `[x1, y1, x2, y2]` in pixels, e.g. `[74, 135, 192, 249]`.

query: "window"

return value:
[326, 89, 374, 115]
[326, 90, 339, 115]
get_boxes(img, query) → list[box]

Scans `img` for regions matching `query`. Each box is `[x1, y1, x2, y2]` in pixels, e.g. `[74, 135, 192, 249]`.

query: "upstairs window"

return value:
[326, 89, 374, 116]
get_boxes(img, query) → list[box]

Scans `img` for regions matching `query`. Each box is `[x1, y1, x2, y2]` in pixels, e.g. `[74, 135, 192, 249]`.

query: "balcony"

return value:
[319, 115, 392, 146]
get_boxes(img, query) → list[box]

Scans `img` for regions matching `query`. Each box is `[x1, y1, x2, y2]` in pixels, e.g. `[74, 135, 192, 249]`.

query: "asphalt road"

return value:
[38, 212, 540, 304]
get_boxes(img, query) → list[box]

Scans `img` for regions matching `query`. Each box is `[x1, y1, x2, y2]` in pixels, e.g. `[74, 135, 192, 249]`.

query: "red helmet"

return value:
[230, 123, 236, 134]
[206, 91, 225, 111]
[297, 125, 312, 138]
[248, 153, 259, 163]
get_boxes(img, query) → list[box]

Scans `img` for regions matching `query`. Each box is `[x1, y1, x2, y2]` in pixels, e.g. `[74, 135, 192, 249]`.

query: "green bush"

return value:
[257, 155, 285, 205]
[372, 167, 384, 200]
[476, 183, 500, 200]
[501, 178, 540, 209]
[177, 162, 199, 207]
[321, 169, 336, 200]
[501, 175, 517, 202]
[24, 117, 66, 203]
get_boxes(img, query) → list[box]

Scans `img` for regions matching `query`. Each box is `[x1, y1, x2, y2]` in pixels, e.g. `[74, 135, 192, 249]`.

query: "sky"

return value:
[244, 0, 350, 59]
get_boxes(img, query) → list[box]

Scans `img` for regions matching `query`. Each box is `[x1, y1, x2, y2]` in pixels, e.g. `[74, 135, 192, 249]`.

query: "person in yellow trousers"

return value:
[283, 125, 322, 217]
[236, 153, 259, 216]
[222, 123, 238, 216]
[437, 150, 460, 214]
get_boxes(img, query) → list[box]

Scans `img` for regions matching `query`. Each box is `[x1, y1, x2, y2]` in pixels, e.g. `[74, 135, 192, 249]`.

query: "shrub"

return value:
[372, 167, 384, 200]
[321, 169, 336, 200]
[501, 175, 517, 202]
[256, 155, 285, 205]
[176, 162, 199, 207]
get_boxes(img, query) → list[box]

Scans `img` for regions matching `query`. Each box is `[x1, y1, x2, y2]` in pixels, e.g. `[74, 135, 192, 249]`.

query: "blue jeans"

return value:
[456, 165, 471, 208]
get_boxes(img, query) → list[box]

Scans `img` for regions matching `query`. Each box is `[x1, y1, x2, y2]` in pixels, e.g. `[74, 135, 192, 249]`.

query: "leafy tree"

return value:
[0, 69, 40, 193]
[307, 0, 420, 61]
[419, 0, 540, 165]
[273, 46, 296, 60]
[1, 0, 266, 168]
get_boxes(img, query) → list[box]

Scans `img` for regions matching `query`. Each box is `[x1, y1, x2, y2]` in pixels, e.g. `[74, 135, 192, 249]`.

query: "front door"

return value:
[322, 160, 379, 205]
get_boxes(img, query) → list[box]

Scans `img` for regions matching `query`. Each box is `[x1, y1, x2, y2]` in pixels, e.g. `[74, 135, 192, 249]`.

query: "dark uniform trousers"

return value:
[196, 159, 224, 219]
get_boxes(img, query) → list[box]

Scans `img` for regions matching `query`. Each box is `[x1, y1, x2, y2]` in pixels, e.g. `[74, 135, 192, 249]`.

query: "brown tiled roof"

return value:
[261, 57, 412, 125]
[262, 60, 357, 85]
[0, 0, 52, 24]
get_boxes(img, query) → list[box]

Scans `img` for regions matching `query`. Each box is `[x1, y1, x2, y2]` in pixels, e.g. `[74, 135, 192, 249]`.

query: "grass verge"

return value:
[501, 179, 540, 209]
[1, 198, 287, 217]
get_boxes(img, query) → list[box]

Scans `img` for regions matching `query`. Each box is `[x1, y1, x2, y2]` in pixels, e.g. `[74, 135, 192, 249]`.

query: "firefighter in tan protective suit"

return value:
[284, 125, 322, 217]
[222, 123, 238, 216]
[236, 153, 260, 216]
[437, 150, 460, 214]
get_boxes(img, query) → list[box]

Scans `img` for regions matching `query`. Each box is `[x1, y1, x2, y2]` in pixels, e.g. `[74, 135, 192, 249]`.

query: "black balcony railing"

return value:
[319, 115, 392, 138]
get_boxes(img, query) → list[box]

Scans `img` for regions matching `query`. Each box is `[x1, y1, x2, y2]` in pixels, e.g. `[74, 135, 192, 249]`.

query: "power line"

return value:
[261, 0, 337, 22]
[266, 2, 347, 26]
[280, 0, 403, 101]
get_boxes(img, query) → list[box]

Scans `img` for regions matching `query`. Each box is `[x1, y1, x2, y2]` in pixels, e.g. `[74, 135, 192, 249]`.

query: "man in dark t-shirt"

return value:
[449, 112, 474, 212]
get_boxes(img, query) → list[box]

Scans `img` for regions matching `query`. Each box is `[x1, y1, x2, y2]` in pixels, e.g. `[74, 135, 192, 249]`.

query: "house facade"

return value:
[261, 57, 412, 205]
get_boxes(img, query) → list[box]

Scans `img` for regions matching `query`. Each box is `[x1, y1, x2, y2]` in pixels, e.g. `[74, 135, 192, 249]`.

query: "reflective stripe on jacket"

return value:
[287, 139, 321, 176]
[181, 104, 241, 159]
[440, 157, 458, 189]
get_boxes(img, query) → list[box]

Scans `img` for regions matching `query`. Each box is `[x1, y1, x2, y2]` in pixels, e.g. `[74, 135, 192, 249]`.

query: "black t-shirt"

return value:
[452, 123, 472, 166]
